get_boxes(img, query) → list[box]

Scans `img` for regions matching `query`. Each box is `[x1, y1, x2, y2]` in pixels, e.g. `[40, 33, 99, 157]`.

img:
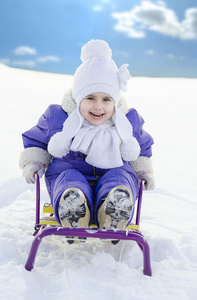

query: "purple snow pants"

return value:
[46, 164, 139, 226]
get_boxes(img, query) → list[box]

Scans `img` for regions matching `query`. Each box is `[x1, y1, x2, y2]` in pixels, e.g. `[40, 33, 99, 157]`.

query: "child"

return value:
[19, 39, 154, 231]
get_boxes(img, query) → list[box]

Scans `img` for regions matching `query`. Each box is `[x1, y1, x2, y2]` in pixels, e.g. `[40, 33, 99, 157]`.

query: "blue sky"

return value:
[0, 0, 197, 77]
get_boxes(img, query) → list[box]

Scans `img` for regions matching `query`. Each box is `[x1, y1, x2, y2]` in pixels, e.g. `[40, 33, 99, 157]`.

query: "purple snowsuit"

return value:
[22, 104, 154, 225]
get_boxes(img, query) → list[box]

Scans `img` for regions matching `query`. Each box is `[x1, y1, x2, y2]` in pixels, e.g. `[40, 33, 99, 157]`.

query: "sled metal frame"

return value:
[25, 175, 152, 276]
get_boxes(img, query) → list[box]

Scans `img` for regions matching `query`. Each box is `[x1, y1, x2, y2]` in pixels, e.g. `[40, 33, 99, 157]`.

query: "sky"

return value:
[0, 0, 197, 78]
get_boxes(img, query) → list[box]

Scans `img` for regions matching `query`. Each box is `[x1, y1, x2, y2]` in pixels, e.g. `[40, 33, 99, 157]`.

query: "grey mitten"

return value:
[23, 162, 45, 184]
[137, 171, 155, 190]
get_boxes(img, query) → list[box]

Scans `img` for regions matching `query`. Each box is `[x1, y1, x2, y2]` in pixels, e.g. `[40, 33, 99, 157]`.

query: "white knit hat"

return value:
[48, 39, 140, 165]
[72, 39, 130, 105]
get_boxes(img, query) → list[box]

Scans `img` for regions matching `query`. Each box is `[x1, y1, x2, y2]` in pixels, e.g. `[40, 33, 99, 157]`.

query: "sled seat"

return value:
[40, 203, 140, 230]
[25, 175, 152, 276]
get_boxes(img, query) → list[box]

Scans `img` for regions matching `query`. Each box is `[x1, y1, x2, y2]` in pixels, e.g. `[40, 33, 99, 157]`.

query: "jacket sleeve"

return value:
[19, 105, 67, 169]
[129, 109, 154, 157]
[127, 109, 154, 173]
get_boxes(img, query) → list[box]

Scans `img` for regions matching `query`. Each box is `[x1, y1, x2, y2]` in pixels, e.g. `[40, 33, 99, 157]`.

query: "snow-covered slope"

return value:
[0, 64, 197, 300]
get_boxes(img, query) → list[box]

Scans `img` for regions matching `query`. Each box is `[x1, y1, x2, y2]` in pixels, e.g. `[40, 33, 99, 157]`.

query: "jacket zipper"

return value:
[92, 166, 99, 180]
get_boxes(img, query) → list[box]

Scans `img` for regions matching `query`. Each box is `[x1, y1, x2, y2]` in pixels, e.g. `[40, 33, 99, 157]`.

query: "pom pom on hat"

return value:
[73, 39, 131, 105]
[118, 64, 131, 92]
[81, 39, 112, 62]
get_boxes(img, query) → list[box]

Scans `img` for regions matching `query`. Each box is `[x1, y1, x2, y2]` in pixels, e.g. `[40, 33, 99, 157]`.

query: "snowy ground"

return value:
[0, 63, 197, 300]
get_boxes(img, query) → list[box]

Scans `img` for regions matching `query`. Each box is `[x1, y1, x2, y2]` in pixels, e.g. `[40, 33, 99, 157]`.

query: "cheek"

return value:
[79, 102, 88, 117]
[107, 104, 115, 116]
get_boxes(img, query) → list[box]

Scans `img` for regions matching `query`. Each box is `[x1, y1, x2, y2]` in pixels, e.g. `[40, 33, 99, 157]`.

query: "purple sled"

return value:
[25, 175, 152, 276]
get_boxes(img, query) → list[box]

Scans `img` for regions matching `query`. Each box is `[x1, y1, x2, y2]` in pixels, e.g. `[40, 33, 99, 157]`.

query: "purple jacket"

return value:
[21, 104, 154, 182]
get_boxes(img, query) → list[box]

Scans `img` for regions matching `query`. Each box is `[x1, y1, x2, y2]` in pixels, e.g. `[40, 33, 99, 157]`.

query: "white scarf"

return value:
[48, 107, 140, 169]
[70, 120, 123, 168]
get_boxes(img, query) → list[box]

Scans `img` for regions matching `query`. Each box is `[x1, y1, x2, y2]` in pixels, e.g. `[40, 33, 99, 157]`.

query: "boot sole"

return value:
[58, 188, 90, 229]
[98, 186, 133, 230]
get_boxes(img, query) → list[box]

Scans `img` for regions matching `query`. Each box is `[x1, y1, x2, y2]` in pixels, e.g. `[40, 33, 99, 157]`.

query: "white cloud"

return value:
[112, 11, 145, 38]
[120, 51, 130, 57]
[114, 50, 130, 58]
[0, 58, 36, 67]
[166, 54, 185, 60]
[111, 1, 197, 40]
[0, 58, 11, 65]
[146, 49, 155, 55]
[14, 46, 37, 56]
[167, 54, 175, 59]
[37, 56, 60, 63]
[1, 51, 60, 69]
[12, 60, 36, 67]
[180, 8, 197, 39]
[157, 0, 166, 6]
[93, 5, 104, 12]
[92, 0, 112, 12]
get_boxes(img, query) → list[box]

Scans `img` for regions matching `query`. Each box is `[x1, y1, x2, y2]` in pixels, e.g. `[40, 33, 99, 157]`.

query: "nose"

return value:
[93, 100, 102, 111]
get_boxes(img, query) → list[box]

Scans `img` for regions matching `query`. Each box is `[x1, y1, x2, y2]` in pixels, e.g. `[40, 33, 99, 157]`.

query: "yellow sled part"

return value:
[40, 203, 140, 230]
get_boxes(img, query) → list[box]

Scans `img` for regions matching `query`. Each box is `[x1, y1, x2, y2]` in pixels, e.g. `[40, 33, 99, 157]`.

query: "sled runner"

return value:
[25, 175, 152, 276]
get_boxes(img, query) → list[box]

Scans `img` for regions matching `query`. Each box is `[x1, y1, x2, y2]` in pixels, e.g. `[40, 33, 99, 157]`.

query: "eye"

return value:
[103, 98, 112, 102]
[86, 97, 94, 101]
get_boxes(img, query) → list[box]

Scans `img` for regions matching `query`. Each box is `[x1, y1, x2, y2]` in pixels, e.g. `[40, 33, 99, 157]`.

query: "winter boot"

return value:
[98, 186, 133, 230]
[58, 188, 90, 244]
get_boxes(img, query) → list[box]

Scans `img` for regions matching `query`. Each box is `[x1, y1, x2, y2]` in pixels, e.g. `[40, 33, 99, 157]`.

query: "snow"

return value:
[0, 63, 197, 300]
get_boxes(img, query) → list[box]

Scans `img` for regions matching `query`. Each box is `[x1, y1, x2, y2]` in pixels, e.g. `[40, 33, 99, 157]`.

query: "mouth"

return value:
[90, 112, 104, 119]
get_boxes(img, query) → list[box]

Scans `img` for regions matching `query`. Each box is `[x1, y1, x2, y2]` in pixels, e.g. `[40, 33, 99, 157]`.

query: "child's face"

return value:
[79, 92, 115, 125]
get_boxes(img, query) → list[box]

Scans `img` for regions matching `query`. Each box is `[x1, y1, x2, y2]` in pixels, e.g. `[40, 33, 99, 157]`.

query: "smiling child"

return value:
[19, 39, 154, 234]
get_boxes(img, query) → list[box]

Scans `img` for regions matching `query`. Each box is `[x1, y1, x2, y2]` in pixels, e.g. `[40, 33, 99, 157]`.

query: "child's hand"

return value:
[137, 171, 155, 190]
[23, 162, 45, 184]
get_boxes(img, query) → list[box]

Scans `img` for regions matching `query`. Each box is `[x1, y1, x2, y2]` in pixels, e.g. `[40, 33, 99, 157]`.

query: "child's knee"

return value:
[51, 169, 94, 224]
